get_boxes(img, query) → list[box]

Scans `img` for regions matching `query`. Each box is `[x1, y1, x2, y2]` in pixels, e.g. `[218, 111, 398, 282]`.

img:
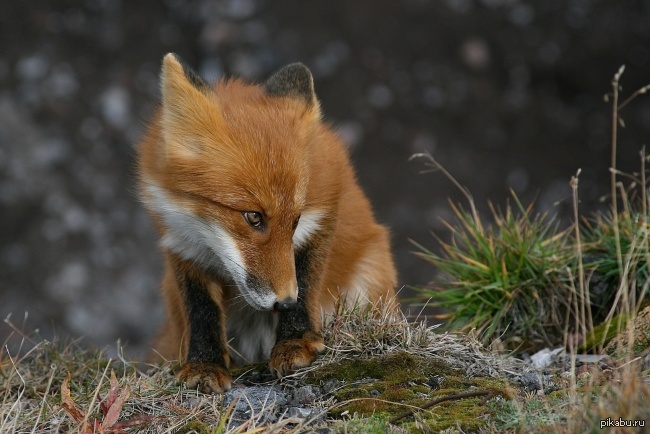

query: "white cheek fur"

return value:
[143, 183, 247, 285]
[293, 209, 324, 247]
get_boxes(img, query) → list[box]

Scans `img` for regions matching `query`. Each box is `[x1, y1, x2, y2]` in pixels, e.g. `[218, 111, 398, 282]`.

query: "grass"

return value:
[3, 296, 646, 433]
[413, 70, 650, 355]
[1, 301, 528, 433]
[412, 65, 650, 432]
[582, 206, 650, 318]
[4, 68, 650, 432]
[0, 329, 227, 433]
[412, 193, 574, 351]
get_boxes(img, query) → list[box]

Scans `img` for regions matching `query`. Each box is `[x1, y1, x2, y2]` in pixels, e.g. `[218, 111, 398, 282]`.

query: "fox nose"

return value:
[273, 297, 298, 312]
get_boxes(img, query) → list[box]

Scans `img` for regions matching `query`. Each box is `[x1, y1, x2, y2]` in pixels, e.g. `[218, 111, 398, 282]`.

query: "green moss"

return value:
[335, 385, 374, 401]
[176, 420, 211, 434]
[579, 313, 629, 352]
[306, 351, 516, 432]
[383, 386, 418, 402]
[307, 351, 460, 384]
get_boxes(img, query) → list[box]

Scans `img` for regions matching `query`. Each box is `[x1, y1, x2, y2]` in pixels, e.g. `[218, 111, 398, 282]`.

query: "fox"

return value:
[137, 53, 397, 393]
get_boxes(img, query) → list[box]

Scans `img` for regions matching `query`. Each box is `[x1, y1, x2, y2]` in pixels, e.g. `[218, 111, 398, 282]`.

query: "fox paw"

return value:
[178, 362, 232, 394]
[269, 331, 325, 377]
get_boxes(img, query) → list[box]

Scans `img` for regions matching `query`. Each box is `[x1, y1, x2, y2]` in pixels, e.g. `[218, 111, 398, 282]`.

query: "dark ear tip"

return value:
[264, 63, 316, 104]
[282, 62, 312, 76]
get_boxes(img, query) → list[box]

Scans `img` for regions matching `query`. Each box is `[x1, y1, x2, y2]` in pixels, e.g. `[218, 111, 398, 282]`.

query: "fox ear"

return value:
[162, 53, 211, 94]
[160, 53, 222, 157]
[264, 63, 318, 108]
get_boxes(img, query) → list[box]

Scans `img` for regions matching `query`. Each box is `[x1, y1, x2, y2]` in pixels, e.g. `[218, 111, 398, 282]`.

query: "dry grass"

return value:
[0, 315, 315, 433]
[2, 290, 648, 432]
[304, 298, 521, 379]
[414, 66, 650, 433]
[1, 301, 525, 433]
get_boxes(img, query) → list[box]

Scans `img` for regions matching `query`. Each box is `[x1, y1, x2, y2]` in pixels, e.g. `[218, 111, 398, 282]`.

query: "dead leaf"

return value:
[61, 373, 91, 433]
[100, 371, 131, 429]
[61, 370, 153, 434]
[100, 369, 120, 416]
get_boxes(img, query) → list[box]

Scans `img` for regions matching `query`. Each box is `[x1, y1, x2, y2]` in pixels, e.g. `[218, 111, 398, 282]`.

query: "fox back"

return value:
[137, 54, 397, 393]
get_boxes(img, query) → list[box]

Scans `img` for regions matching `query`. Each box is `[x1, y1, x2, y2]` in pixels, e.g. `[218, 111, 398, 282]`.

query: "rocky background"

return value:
[1, 0, 649, 356]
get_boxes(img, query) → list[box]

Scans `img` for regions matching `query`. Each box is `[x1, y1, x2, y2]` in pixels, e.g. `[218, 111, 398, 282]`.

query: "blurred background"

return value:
[1, 0, 649, 357]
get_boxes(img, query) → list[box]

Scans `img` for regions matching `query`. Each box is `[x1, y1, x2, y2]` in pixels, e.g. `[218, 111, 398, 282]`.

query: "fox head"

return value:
[142, 53, 326, 311]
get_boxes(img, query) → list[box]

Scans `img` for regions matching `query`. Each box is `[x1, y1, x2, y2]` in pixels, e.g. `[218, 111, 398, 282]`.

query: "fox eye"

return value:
[243, 211, 263, 229]
[292, 215, 301, 230]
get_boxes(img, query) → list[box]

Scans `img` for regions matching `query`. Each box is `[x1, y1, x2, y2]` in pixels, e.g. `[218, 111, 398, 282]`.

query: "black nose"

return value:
[273, 297, 298, 312]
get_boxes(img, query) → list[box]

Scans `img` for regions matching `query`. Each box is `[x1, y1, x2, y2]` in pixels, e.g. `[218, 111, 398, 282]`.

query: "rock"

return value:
[530, 347, 564, 369]
[427, 375, 443, 389]
[291, 385, 320, 406]
[574, 354, 608, 365]
[287, 407, 313, 418]
[321, 378, 340, 394]
[224, 386, 287, 424]
[517, 372, 543, 391]
[515, 371, 560, 394]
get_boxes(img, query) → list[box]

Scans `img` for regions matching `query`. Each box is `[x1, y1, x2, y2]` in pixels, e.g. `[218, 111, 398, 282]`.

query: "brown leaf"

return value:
[61, 373, 91, 433]
[62, 370, 147, 434]
[100, 370, 120, 417]
[101, 382, 131, 429]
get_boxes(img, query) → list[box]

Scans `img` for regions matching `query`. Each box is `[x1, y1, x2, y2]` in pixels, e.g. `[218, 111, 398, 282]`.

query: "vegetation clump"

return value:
[413, 69, 650, 354]
[412, 67, 650, 432]
[413, 194, 574, 350]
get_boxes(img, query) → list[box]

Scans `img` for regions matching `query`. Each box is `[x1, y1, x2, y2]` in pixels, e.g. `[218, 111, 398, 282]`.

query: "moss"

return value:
[334, 385, 373, 401]
[579, 313, 629, 353]
[307, 351, 461, 384]
[306, 351, 516, 432]
[383, 386, 418, 402]
[176, 420, 211, 434]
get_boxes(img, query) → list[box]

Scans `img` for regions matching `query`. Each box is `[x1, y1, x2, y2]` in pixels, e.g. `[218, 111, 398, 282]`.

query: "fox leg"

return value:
[269, 244, 326, 377]
[173, 259, 232, 393]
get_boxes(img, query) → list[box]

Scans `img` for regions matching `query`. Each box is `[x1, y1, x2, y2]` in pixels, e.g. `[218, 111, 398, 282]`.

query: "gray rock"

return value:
[287, 407, 313, 418]
[517, 371, 544, 391]
[291, 385, 320, 406]
[321, 378, 341, 394]
[224, 386, 287, 423]
[516, 371, 560, 395]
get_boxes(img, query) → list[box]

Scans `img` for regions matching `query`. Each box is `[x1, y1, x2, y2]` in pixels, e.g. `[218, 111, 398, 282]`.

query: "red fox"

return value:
[137, 53, 397, 393]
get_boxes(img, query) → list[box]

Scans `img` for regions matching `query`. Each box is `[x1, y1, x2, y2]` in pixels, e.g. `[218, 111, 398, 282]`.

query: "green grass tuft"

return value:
[413, 192, 575, 350]
[582, 208, 650, 318]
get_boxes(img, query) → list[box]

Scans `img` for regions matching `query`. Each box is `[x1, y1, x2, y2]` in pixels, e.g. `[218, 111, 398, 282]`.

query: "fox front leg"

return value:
[174, 263, 232, 393]
[269, 244, 326, 377]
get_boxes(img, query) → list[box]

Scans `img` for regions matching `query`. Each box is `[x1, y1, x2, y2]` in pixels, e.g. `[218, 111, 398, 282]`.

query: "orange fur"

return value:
[137, 53, 397, 392]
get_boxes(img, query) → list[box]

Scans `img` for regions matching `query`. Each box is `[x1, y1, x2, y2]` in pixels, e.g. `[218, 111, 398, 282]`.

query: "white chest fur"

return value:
[226, 300, 279, 365]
